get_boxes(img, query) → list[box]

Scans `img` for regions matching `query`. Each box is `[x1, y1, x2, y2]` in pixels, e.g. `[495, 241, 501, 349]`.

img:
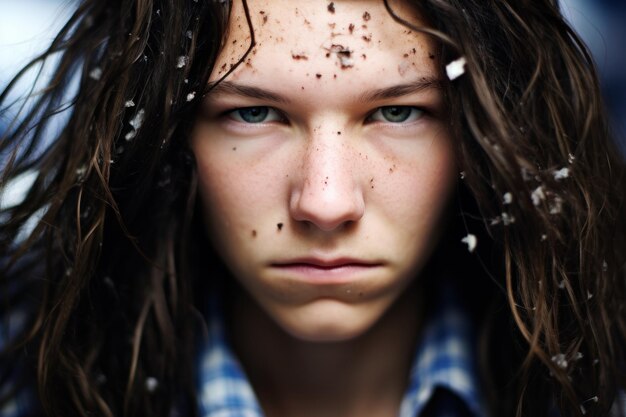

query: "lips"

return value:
[270, 257, 383, 283]
[272, 257, 382, 268]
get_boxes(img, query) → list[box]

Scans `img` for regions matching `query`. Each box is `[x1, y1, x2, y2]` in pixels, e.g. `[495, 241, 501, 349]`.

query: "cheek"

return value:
[193, 148, 287, 246]
[382, 128, 457, 193]
[377, 137, 458, 246]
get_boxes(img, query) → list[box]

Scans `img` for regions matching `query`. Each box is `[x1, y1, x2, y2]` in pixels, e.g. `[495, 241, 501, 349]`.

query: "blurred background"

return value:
[0, 0, 625, 153]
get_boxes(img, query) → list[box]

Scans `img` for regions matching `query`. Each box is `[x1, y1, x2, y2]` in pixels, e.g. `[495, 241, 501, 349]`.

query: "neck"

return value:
[229, 283, 423, 417]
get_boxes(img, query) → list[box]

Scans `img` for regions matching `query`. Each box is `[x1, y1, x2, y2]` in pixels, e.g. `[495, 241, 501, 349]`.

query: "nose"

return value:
[289, 132, 365, 232]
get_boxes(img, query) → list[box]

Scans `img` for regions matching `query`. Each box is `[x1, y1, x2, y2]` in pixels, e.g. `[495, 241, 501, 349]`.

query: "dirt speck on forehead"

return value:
[325, 44, 355, 69]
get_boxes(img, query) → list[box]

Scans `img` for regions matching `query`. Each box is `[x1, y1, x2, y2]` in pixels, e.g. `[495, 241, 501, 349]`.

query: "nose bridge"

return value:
[289, 127, 365, 231]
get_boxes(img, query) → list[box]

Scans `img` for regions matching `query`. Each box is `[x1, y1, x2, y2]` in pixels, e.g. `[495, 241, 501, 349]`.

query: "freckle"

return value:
[349, 23, 355, 33]
[412, 48, 416, 54]
[301, 86, 305, 90]
[251, 230, 257, 238]
[361, 54, 367, 60]
[362, 11, 371, 21]
[232, 147, 237, 151]
[327, 2, 335, 13]
[337, 131, 341, 135]
[316, 73, 322, 78]
[325, 52, 331, 58]
[277, 223, 284, 231]
[333, 74, 337, 78]
[428, 53, 435, 59]
[403, 53, 409, 58]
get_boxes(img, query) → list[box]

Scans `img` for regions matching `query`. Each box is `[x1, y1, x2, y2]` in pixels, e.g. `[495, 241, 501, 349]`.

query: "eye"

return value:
[227, 106, 284, 124]
[367, 106, 424, 123]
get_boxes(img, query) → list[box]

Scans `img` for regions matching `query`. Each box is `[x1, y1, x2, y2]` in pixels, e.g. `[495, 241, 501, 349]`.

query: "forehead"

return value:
[212, 0, 439, 87]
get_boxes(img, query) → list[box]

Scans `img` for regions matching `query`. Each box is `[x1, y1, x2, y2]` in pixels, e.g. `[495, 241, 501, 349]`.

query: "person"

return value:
[0, 0, 624, 416]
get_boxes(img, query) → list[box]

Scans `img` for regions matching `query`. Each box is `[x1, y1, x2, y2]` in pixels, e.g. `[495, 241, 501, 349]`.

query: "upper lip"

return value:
[271, 257, 382, 268]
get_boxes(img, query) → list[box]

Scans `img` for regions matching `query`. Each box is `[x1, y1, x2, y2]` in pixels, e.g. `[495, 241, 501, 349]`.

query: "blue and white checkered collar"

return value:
[197, 283, 489, 417]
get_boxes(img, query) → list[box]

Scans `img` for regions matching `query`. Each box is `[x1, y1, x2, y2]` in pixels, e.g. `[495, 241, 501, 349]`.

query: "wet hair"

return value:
[1, 0, 624, 416]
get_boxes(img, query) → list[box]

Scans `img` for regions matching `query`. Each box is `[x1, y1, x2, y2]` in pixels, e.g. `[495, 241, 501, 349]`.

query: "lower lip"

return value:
[271, 263, 381, 284]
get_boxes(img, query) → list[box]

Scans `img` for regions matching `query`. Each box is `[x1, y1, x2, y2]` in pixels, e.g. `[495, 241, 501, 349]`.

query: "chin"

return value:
[273, 299, 385, 343]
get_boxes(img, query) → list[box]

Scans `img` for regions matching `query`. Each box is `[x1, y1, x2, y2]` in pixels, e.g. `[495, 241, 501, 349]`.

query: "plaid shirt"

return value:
[1, 286, 488, 417]
[197, 285, 489, 417]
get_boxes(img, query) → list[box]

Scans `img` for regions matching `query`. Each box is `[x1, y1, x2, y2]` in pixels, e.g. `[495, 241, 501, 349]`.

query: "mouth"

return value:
[270, 258, 384, 283]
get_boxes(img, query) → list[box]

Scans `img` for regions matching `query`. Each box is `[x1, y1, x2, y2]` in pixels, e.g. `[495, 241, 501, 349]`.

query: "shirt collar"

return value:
[398, 283, 489, 417]
[197, 284, 489, 417]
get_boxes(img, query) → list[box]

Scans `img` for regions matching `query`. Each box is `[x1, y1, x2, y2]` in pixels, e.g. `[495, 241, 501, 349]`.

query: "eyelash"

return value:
[223, 105, 426, 125]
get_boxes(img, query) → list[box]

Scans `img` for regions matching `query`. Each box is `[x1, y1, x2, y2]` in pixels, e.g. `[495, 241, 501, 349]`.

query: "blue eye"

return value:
[368, 106, 423, 123]
[228, 107, 283, 123]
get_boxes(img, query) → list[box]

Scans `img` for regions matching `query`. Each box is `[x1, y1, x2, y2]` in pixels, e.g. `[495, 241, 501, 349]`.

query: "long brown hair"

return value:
[1, 0, 624, 416]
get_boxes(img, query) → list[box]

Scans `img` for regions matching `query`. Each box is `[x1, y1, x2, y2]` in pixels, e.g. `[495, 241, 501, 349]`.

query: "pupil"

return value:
[240, 107, 268, 123]
[382, 106, 410, 122]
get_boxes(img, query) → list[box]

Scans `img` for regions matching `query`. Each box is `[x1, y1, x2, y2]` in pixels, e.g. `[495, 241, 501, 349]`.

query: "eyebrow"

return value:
[204, 77, 443, 104]
[358, 77, 444, 102]
[205, 81, 290, 104]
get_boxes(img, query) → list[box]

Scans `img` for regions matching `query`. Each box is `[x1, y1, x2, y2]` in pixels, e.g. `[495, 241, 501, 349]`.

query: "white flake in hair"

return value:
[503, 192, 513, 204]
[568, 153, 576, 164]
[186, 91, 196, 102]
[553, 167, 569, 180]
[551, 353, 568, 370]
[445, 57, 466, 81]
[89, 67, 102, 80]
[145, 377, 159, 392]
[176, 55, 189, 69]
[501, 212, 515, 225]
[129, 109, 145, 130]
[461, 234, 477, 252]
[531, 186, 546, 206]
[549, 195, 563, 214]
[124, 100, 135, 108]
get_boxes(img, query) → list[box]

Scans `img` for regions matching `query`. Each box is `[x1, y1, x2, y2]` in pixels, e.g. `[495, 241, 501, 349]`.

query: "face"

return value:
[191, 0, 457, 342]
